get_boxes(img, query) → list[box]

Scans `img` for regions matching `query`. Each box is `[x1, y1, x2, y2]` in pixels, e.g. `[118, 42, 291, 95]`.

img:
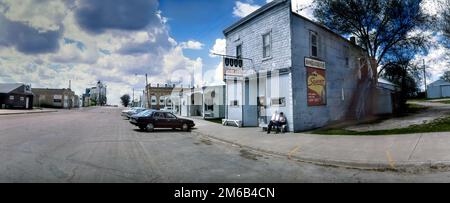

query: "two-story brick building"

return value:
[223, 0, 388, 132]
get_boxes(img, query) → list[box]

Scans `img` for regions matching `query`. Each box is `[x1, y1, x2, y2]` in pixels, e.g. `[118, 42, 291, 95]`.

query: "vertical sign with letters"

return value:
[305, 58, 326, 106]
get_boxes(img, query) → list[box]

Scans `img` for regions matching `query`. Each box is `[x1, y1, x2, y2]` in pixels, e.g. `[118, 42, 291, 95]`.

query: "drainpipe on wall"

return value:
[202, 86, 206, 119]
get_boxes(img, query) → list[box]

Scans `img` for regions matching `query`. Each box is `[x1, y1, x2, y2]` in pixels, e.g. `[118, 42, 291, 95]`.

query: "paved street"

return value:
[1, 107, 450, 183]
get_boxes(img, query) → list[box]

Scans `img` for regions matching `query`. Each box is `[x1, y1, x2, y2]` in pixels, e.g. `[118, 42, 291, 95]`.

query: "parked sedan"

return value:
[125, 107, 147, 119]
[130, 110, 195, 132]
[121, 107, 138, 117]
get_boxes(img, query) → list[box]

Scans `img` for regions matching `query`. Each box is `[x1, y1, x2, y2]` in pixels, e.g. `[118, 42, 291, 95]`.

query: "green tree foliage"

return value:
[313, 0, 430, 73]
[120, 94, 130, 107]
[90, 98, 97, 106]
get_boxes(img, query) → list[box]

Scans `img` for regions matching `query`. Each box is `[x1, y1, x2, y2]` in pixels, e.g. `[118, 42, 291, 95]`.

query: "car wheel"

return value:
[146, 123, 155, 132]
[182, 123, 190, 132]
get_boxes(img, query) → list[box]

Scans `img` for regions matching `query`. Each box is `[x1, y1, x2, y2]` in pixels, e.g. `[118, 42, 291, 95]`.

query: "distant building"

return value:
[376, 78, 400, 115]
[0, 83, 34, 109]
[170, 85, 226, 119]
[82, 88, 91, 107]
[146, 83, 175, 110]
[82, 81, 107, 107]
[32, 88, 79, 109]
[91, 81, 107, 106]
[427, 79, 450, 99]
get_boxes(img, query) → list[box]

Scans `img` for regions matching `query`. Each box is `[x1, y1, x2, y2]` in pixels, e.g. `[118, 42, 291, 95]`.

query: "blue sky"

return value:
[0, 0, 447, 105]
[159, 0, 271, 70]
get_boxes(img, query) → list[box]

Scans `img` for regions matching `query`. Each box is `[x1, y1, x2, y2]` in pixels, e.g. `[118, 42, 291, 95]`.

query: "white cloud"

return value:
[0, 0, 67, 32]
[209, 38, 226, 57]
[179, 40, 204, 50]
[233, 1, 261, 18]
[413, 45, 450, 87]
[421, 0, 446, 16]
[0, 1, 206, 106]
[49, 40, 99, 64]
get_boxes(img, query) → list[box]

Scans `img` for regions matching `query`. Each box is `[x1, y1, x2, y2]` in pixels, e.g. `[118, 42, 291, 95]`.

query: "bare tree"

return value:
[441, 70, 450, 82]
[442, 0, 450, 49]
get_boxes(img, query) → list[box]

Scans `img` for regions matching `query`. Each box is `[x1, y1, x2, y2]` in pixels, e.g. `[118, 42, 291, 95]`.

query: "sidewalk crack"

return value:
[408, 134, 423, 161]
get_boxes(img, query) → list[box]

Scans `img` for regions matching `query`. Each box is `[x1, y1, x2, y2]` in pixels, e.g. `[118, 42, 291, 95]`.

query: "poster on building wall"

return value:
[307, 67, 327, 106]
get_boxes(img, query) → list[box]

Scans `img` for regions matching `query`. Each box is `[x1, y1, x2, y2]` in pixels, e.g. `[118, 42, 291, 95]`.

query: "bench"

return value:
[261, 123, 288, 133]
[204, 112, 214, 118]
[222, 119, 242, 128]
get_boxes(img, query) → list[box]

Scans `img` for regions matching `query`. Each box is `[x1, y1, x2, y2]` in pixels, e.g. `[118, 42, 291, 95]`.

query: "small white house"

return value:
[375, 78, 399, 115]
[427, 79, 450, 99]
[169, 85, 226, 119]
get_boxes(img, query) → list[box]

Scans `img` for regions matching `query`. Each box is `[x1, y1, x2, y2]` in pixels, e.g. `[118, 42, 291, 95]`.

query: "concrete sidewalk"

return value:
[190, 118, 450, 170]
[347, 101, 450, 132]
[0, 109, 58, 115]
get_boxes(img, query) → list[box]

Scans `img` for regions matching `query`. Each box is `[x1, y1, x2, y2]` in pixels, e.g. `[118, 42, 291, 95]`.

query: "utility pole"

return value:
[132, 88, 135, 107]
[423, 59, 427, 97]
[146, 73, 150, 109]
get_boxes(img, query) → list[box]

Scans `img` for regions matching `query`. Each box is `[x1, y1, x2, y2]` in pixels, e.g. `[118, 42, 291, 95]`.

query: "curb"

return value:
[191, 130, 450, 171]
[0, 110, 58, 116]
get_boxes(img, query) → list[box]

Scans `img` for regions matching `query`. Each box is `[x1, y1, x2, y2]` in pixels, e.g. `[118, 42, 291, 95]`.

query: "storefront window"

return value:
[310, 31, 319, 57]
[271, 97, 286, 107]
[236, 44, 242, 59]
[9, 96, 14, 100]
[263, 32, 271, 58]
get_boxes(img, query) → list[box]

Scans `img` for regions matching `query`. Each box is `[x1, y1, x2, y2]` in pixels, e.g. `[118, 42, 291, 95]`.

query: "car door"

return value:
[152, 112, 166, 128]
[140, 111, 153, 125]
[164, 112, 179, 128]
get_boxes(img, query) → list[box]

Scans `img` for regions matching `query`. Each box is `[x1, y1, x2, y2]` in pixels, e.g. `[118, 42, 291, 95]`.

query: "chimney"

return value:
[350, 36, 356, 44]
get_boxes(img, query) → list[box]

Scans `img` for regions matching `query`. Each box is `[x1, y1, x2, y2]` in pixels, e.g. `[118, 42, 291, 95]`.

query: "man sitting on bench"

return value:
[267, 112, 287, 134]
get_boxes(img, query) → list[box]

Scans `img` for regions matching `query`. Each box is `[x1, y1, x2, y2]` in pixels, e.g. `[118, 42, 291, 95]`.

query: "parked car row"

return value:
[121, 107, 195, 132]
[121, 107, 146, 119]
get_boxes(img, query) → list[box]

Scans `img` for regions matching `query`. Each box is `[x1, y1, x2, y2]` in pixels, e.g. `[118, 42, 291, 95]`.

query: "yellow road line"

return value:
[386, 150, 396, 169]
[288, 146, 301, 160]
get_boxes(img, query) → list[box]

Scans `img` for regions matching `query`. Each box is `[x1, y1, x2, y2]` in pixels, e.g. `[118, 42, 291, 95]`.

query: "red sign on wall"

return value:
[307, 67, 327, 106]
